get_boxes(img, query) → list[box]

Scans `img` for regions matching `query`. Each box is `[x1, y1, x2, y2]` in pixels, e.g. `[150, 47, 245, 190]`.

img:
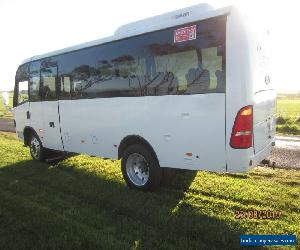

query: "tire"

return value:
[29, 132, 45, 161]
[121, 144, 162, 191]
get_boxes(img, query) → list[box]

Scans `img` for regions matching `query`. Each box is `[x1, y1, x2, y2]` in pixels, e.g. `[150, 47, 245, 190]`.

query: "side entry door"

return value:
[40, 65, 64, 151]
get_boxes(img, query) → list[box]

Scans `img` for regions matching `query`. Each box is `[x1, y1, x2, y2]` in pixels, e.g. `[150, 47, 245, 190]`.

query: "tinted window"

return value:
[29, 61, 41, 101]
[41, 66, 57, 100]
[60, 76, 71, 99]
[57, 15, 226, 99]
[58, 51, 146, 99]
[142, 17, 226, 94]
[14, 63, 29, 107]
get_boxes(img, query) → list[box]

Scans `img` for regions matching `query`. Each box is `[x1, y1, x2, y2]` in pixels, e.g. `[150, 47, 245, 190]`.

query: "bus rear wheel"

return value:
[29, 133, 45, 161]
[121, 144, 162, 191]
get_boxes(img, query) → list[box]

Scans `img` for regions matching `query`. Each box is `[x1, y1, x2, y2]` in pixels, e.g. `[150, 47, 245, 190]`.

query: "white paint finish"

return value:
[225, 7, 252, 172]
[13, 102, 30, 137]
[250, 140, 274, 169]
[41, 101, 64, 150]
[28, 102, 44, 142]
[253, 90, 276, 153]
[59, 94, 226, 171]
[225, 7, 276, 172]
[14, 101, 62, 150]
[115, 4, 229, 37]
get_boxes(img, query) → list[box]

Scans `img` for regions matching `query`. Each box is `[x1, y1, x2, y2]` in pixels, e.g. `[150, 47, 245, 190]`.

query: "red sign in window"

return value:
[174, 25, 197, 43]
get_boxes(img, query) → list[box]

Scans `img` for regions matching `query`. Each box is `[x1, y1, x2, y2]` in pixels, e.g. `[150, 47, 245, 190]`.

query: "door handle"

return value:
[26, 111, 30, 119]
[49, 122, 55, 128]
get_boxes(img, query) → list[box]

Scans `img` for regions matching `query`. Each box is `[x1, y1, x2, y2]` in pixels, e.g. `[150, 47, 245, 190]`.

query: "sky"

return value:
[0, 0, 299, 93]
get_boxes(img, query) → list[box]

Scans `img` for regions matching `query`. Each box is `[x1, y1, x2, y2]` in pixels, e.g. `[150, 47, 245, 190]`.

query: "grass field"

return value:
[0, 132, 299, 249]
[276, 98, 300, 135]
[277, 99, 300, 118]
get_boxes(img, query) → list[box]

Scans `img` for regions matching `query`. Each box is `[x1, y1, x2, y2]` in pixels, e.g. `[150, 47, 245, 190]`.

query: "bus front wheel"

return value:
[121, 144, 162, 191]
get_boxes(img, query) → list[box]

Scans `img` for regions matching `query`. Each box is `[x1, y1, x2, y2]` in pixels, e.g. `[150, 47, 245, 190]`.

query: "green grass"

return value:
[276, 98, 300, 135]
[0, 132, 299, 249]
[277, 99, 300, 118]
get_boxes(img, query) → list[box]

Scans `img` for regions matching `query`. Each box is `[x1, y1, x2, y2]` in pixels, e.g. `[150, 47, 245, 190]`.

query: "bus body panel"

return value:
[225, 7, 252, 172]
[28, 102, 44, 140]
[13, 102, 30, 139]
[250, 26, 276, 154]
[59, 94, 226, 171]
[41, 101, 64, 151]
[253, 91, 276, 153]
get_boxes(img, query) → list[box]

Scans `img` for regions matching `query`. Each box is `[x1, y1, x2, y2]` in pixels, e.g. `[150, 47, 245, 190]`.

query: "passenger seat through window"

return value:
[185, 67, 210, 94]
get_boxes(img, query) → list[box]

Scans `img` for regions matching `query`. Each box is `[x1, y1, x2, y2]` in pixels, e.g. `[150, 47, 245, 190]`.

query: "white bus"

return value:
[13, 4, 276, 191]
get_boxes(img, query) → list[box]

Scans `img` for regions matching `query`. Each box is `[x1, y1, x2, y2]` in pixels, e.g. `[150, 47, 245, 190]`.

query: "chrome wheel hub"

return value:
[126, 153, 149, 186]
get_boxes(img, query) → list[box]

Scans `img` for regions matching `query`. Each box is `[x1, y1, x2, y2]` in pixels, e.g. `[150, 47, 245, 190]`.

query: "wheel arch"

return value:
[23, 126, 39, 146]
[118, 135, 159, 164]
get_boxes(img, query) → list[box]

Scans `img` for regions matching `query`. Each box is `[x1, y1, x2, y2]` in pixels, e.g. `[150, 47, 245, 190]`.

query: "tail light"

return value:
[230, 105, 253, 149]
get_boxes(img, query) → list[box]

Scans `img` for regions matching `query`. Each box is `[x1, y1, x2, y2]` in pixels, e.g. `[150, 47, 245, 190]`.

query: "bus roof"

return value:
[20, 4, 231, 65]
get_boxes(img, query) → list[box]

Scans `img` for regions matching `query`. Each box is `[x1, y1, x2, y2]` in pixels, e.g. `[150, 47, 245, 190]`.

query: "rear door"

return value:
[253, 29, 276, 153]
[253, 90, 276, 153]
[40, 65, 64, 151]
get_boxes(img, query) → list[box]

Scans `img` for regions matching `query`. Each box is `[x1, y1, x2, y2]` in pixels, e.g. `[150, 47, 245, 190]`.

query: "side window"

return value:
[90, 56, 135, 97]
[17, 81, 29, 105]
[54, 16, 225, 98]
[41, 67, 57, 100]
[29, 74, 40, 101]
[14, 63, 29, 107]
[29, 61, 41, 101]
[60, 76, 71, 99]
[70, 65, 94, 99]
[201, 47, 225, 91]
[68, 54, 146, 98]
[143, 16, 226, 95]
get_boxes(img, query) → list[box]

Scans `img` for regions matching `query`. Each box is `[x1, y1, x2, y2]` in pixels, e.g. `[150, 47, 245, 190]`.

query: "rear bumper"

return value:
[226, 139, 275, 173]
[250, 139, 275, 169]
